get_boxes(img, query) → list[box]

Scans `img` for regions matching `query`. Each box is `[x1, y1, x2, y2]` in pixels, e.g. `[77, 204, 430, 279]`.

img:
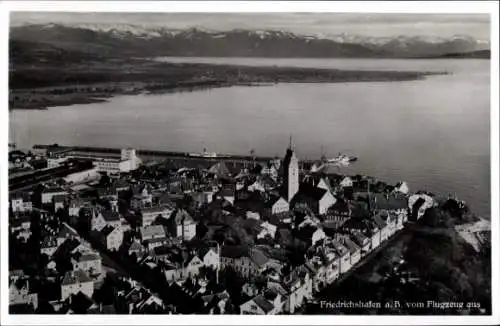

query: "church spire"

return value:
[289, 135, 293, 150]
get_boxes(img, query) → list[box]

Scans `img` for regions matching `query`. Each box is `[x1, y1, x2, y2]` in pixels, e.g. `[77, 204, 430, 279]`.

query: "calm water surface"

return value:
[9, 58, 490, 218]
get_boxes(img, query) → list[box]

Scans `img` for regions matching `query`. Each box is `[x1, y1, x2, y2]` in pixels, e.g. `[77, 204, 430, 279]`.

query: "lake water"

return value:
[9, 58, 490, 218]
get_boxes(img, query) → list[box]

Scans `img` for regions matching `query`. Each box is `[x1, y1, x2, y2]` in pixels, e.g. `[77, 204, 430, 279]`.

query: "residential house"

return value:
[316, 177, 336, 196]
[60, 270, 94, 301]
[293, 183, 336, 215]
[221, 245, 275, 279]
[56, 222, 80, 246]
[295, 225, 326, 247]
[325, 199, 351, 223]
[329, 239, 351, 274]
[350, 230, 371, 257]
[297, 215, 320, 229]
[198, 246, 220, 270]
[10, 215, 32, 242]
[375, 211, 398, 238]
[162, 252, 204, 282]
[305, 256, 328, 293]
[91, 210, 123, 231]
[207, 161, 232, 179]
[97, 187, 119, 211]
[264, 195, 289, 216]
[131, 185, 153, 210]
[257, 221, 278, 240]
[372, 193, 408, 226]
[373, 214, 389, 243]
[99, 226, 125, 251]
[40, 236, 59, 257]
[53, 194, 67, 212]
[338, 235, 361, 266]
[192, 190, 214, 207]
[9, 273, 38, 309]
[240, 290, 282, 315]
[242, 282, 260, 298]
[364, 220, 381, 250]
[97, 187, 118, 202]
[10, 193, 33, 213]
[247, 179, 266, 193]
[267, 265, 313, 314]
[140, 225, 168, 250]
[71, 252, 102, 276]
[38, 186, 68, 205]
[340, 176, 353, 188]
[127, 240, 146, 259]
[114, 179, 131, 193]
[246, 211, 261, 220]
[217, 186, 235, 205]
[168, 209, 197, 241]
[140, 205, 175, 227]
[68, 197, 86, 217]
[123, 286, 166, 314]
[261, 161, 279, 181]
[320, 246, 341, 285]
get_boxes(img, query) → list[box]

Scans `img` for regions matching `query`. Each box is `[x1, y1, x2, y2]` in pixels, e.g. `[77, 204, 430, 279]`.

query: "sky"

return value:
[10, 12, 490, 40]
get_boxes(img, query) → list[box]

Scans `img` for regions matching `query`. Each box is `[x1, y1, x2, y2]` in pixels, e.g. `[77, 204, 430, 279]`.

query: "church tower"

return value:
[282, 136, 299, 202]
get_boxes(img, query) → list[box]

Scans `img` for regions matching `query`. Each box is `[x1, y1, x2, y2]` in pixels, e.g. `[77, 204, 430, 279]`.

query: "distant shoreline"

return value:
[9, 61, 446, 110]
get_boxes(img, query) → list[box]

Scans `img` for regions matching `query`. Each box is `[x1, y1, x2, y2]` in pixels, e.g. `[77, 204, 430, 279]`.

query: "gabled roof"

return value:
[53, 194, 67, 203]
[342, 237, 361, 254]
[329, 240, 349, 257]
[342, 218, 366, 231]
[114, 179, 130, 189]
[252, 295, 275, 313]
[172, 209, 194, 225]
[140, 225, 166, 239]
[208, 161, 231, 177]
[61, 270, 92, 285]
[128, 240, 144, 252]
[74, 252, 101, 262]
[69, 291, 94, 313]
[221, 245, 270, 267]
[372, 215, 387, 229]
[219, 187, 235, 198]
[101, 210, 121, 222]
[264, 195, 286, 208]
[100, 225, 116, 237]
[41, 236, 58, 248]
[58, 223, 79, 239]
[248, 248, 270, 267]
[255, 245, 288, 262]
[328, 198, 350, 213]
[68, 197, 86, 207]
[297, 183, 328, 201]
[142, 205, 173, 215]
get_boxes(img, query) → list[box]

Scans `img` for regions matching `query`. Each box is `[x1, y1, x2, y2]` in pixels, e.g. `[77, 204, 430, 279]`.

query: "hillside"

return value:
[10, 23, 490, 59]
[437, 49, 491, 59]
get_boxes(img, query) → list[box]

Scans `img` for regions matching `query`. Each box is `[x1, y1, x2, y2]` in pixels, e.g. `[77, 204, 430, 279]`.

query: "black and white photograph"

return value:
[1, 1, 499, 324]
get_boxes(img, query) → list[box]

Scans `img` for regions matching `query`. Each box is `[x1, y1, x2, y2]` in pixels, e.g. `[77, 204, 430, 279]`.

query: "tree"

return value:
[36, 301, 55, 314]
[98, 173, 111, 188]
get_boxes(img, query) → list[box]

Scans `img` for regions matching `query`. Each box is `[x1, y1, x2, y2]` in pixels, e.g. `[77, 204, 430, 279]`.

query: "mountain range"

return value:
[10, 23, 490, 59]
